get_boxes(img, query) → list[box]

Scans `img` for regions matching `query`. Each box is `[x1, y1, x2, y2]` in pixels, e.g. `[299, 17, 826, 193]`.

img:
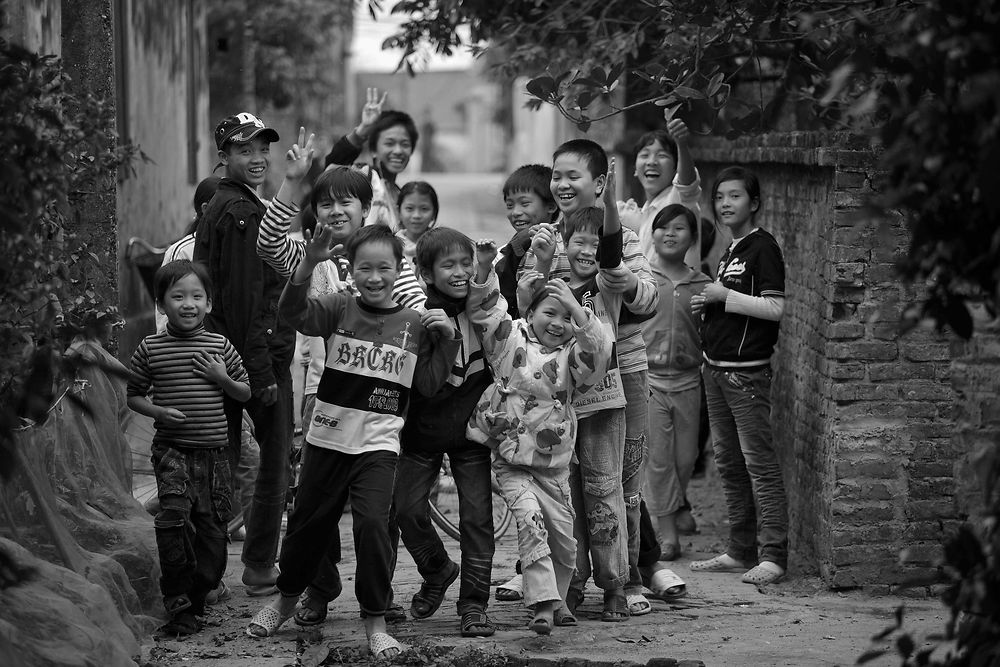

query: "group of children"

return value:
[126, 89, 790, 658]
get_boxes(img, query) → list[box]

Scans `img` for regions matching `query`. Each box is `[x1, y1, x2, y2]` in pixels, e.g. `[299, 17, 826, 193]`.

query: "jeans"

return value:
[621, 370, 648, 593]
[238, 371, 294, 570]
[703, 366, 788, 568]
[494, 461, 576, 608]
[233, 413, 260, 520]
[392, 446, 494, 615]
[568, 408, 628, 592]
[299, 393, 342, 604]
[152, 443, 232, 615]
[644, 385, 700, 517]
[277, 445, 398, 616]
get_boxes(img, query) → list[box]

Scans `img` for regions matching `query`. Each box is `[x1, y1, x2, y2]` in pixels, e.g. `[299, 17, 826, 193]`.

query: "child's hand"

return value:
[358, 87, 388, 137]
[421, 308, 456, 339]
[545, 278, 575, 308]
[690, 293, 706, 316]
[602, 157, 617, 210]
[475, 239, 498, 267]
[303, 222, 346, 265]
[157, 406, 186, 425]
[600, 264, 638, 295]
[192, 350, 229, 386]
[701, 281, 730, 304]
[285, 127, 316, 182]
[529, 224, 556, 264]
[665, 117, 690, 146]
[517, 270, 544, 312]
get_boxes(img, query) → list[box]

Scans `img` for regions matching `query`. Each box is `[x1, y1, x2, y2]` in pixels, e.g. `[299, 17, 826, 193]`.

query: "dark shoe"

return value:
[554, 606, 577, 626]
[294, 593, 329, 626]
[460, 609, 496, 637]
[410, 561, 460, 620]
[385, 603, 407, 623]
[528, 615, 552, 635]
[162, 611, 201, 635]
[601, 591, 629, 622]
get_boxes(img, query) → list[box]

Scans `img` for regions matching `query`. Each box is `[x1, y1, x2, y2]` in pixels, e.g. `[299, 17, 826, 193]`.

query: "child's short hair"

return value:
[345, 223, 404, 265]
[367, 110, 419, 153]
[633, 130, 678, 162]
[552, 139, 608, 179]
[503, 164, 555, 204]
[651, 204, 699, 239]
[561, 206, 604, 244]
[310, 166, 374, 213]
[414, 227, 474, 277]
[154, 259, 212, 304]
[397, 181, 440, 219]
[711, 166, 762, 221]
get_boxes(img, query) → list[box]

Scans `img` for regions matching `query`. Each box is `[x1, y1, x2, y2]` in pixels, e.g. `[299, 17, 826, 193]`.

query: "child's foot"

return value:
[601, 589, 629, 622]
[364, 615, 404, 659]
[529, 601, 554, 635]
[246, 595, 298, 638]
[162, 611, 201, 635]
[741, 561, 785, 585]
[242, 565, 280, 596]
[689, 553, 748, 573]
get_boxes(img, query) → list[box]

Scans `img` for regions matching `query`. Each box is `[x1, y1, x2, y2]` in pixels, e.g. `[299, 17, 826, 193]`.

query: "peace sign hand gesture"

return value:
[357, 87, 388, 138]
[285, 126, 316, 182]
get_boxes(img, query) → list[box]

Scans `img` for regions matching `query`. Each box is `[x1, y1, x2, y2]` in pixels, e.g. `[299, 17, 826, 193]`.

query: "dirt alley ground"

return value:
[139, 457, 949, 667]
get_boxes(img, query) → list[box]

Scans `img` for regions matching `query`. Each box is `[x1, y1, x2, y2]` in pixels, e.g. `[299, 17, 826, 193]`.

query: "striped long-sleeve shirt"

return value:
[127, 325, 249, 448]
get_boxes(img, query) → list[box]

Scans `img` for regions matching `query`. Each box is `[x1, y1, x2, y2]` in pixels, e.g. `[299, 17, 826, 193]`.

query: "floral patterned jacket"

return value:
[466, 270, 613, 471]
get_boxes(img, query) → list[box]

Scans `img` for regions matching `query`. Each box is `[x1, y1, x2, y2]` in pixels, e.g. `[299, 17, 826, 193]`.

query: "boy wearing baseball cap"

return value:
[194, 112, 293, 597]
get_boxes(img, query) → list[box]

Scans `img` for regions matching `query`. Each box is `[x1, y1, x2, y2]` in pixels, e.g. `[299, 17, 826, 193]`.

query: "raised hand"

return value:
[516, 269, 544, 314]
[665, 117, 691, 145]
[529, 223, 557, 266]
[421, 308, 456, 339]
[358, 87, 388, 137]
[303, 222, 345, 266]
[603, 157, 617, 209]
[475, 239, 498, 269]
[284, 126, 316, 182]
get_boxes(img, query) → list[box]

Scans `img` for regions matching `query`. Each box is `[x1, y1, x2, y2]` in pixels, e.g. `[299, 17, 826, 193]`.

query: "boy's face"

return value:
[550, 153, 605, 216]
[220, 137, 271, 188]
[566, 230, 600, 281]
[505, 190, 556, 233]
[635, 139, 677, 196]
[375, 124, 413, 176]
[351, 240, 401, 308]
[652, 215, 695, 262]
[423, 247, 474, 299]
[316, 194, 369, 242]
[157, 273, 212, 332]
[527, 296, 574, 348]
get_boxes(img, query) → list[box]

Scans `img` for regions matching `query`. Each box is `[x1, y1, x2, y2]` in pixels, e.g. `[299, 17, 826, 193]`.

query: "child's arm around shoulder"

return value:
[413, 309, 462, 397]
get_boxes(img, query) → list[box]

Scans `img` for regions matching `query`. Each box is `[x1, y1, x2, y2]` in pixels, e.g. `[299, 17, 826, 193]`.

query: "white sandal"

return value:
[246, 602, 296, 638]
[626, 593, 652, 616]
[741, 561, 785, 585]
[495, 573, 523, 601]
[648, 568, 688, 600]
[369, 631, 403, 659]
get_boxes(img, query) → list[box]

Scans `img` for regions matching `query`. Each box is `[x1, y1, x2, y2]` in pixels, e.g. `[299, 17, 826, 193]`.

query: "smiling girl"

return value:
[395, 180, 439, 276]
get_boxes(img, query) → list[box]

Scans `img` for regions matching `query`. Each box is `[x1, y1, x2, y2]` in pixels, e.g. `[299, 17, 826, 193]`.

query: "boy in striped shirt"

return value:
[127, 259, 251, 635]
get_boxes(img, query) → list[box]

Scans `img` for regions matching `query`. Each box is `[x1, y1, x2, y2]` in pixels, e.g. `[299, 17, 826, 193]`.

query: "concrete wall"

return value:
[115, 0, 211, 359]
[695, 132, 996, 589]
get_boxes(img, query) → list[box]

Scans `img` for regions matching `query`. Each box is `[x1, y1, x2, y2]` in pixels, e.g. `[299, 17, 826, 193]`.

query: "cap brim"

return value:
[240, 127, 280, 144]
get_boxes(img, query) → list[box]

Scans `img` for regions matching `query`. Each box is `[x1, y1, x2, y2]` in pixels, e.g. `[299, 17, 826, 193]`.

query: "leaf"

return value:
[590, 67, 607, 85]
[525, 76, 555, 100]
[300, 644, 330, 667]
[707, 71, 725, 96]
[577, 91, 595, 110]
[673, 85, 707, 100]
[820, 62, 854, 106]
[577, 117, 591, 133]
[608, 62, 625, 84]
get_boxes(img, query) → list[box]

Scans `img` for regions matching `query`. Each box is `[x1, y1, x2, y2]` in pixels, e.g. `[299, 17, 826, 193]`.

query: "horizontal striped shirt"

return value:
[127, 325, 249, 448]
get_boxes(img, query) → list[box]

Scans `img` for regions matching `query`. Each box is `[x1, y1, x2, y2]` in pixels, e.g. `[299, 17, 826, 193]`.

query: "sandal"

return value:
[410, 561, 459, 620]
[689, 553, 748, 573]
[626, 593, 652, 616]
[294, 593, 329, 626]
[369, 631, 403, 659]
[528, 615, 552, 635]
[647, 568, 688, 601]
[565, 587, 584, 617]
[495, 573, 523, 602]
[553, 606, 577, 627]
[246, 601, 297, 638]
[161, 611, 201, 636]
[741, 561, 785, 585]
[460, 609, 496, 637]
[601, 591, 630, 623]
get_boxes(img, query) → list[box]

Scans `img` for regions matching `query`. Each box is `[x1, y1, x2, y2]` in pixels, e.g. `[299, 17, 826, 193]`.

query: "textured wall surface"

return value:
[694, 132, 995, 589]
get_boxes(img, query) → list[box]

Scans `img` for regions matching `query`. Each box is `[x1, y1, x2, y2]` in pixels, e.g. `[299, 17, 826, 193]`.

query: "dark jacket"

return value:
[193, 179, 295, 392]
[400, 286, 492, 453]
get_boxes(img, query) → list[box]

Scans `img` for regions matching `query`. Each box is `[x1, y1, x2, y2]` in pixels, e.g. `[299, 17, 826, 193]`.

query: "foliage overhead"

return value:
[0, 38, 140, 473]
[372, 0, 1000, 336]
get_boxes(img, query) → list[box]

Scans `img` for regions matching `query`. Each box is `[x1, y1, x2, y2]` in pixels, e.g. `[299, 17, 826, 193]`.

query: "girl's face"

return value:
[550, 153, 605, 215]
[375, 124, 413, 175]
[714, 179, 758, 237]
[635, 139, 676, 197]
[316, 194, 369, 241]
[652, 215, 695, 262]
[399, 192, 436, 240]
[527, 296, 574, 348]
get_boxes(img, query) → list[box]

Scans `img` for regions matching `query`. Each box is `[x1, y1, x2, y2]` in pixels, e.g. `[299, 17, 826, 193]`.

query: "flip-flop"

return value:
[410, 561, 460, 619]
[528, 615, 553, 635]
[553, 606, 577, 626]
[460, 609, 496, 637]
[626, 593, 652, 616]
[368, 632, 403, 659]
[689, 554, 748, 573]
[601, 591, 629, 622]
[648, 568, 688, 601]
[246, 602, 296, 638]
[495, 573, 523, 601]
[741, 561, 785, 585]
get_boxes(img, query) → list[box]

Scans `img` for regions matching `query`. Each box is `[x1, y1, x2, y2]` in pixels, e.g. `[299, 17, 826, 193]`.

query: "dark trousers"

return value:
[391, 446, 494, 615]
[234, 371, 294, 570]
[152, 442, 232, 615]
[277, 444, 397, 616]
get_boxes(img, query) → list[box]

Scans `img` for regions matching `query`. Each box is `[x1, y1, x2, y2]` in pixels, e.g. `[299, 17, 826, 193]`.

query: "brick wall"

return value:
[693, 132, 994, 589]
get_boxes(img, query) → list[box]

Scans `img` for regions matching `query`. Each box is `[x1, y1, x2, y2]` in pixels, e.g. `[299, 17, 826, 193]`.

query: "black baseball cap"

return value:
[215, 112, 279, 150]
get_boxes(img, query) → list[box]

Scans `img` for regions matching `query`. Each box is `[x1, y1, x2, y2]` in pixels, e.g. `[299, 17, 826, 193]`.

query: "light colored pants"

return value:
[494, 460, 576, 608]
[643, 384, 700, 517]
[621, 370, 648, 593]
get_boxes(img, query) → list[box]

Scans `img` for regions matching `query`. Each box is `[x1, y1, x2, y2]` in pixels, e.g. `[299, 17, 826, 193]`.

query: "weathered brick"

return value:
[908, 461, 953, 477]
[831, 500, 895, 521]
[832, 262, 865, 286]
[871, 321, 902, 340]
[835, 170, 868, 189]
[902, 382, 953, 402]
[907, 500, 956, 520]
[868, 362, 935, 382]
[832, 545, 896, 567]
[832, 524, 903, 547]
[901, 342, 950, 362]
[829, 244, 870, 262]
[899, 544, 943, 565]
[832, 224, 868, 246]
[910, 477, 956, 498]
[827, 341, 898, 361]
[835, 458, 896, 479]
[827, 361, 866, 380]
[825, 322, 865, 340]
[834, 479, 895, 501]
[866, 263, 901, 284]
[832, 382, 897, 402]
[831, 286, 866, 304]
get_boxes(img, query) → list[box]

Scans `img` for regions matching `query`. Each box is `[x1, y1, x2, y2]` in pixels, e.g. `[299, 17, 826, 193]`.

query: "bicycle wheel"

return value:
[491, 478, 513, 539]
[428, 459, 461, 541]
